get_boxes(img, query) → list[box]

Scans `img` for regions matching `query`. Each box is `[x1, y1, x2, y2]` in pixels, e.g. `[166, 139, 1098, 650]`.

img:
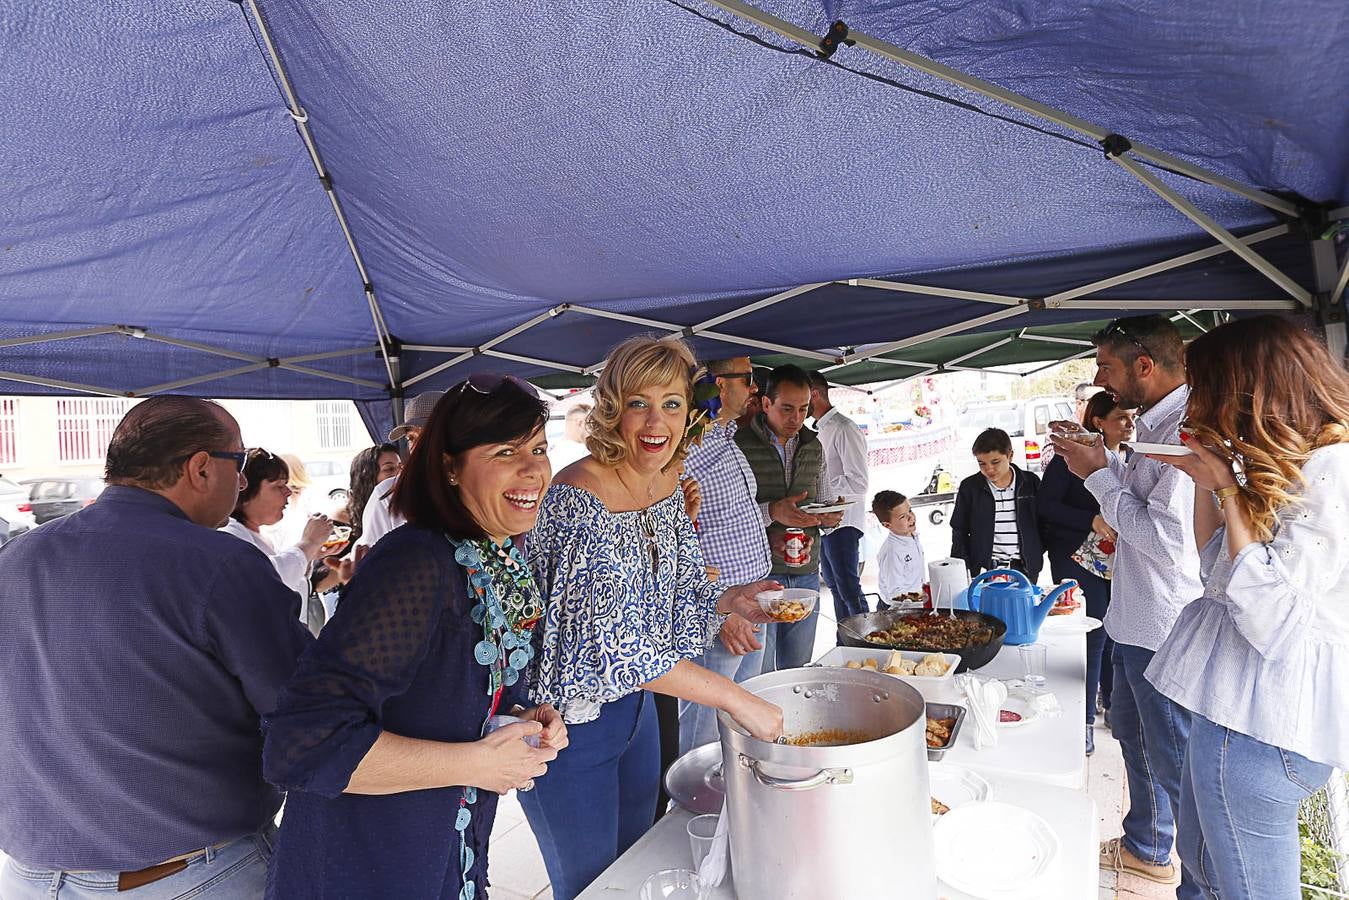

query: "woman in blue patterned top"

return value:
[522, 336, 784, 900]
[261, 375, 567, 900]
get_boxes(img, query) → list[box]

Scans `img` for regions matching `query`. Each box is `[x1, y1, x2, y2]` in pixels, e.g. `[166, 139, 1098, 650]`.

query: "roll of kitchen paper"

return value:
[928, 558, 971, 609]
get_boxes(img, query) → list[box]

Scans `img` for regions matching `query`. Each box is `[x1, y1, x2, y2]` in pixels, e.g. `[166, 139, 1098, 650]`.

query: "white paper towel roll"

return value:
[928, 558, 970, 608]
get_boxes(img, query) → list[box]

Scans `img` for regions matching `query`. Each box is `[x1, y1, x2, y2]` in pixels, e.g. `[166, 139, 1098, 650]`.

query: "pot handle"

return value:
[739, 755, 854, 791]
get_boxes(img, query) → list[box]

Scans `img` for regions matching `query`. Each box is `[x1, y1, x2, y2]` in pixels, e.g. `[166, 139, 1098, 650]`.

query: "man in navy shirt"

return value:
[0, 397, 311, 899]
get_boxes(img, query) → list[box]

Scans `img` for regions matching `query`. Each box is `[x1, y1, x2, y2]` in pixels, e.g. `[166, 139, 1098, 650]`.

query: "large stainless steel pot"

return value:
[718, 667, 937, 900]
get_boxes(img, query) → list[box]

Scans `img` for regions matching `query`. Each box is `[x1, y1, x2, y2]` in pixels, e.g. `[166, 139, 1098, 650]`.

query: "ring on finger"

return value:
[519, 780, 535, 792]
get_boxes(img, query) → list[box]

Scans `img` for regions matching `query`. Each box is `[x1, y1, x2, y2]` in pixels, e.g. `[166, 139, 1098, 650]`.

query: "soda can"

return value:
[783, 528, 808, 567]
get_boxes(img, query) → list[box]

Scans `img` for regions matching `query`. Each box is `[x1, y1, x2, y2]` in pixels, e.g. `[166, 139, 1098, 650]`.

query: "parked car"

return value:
[21, 476, 106, 524]
[955, 396, 1075, 474]
[0, 475, 37, 544]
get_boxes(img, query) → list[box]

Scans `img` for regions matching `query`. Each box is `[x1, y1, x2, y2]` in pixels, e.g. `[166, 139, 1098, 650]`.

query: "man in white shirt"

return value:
[1052, 316, 1201, 895]
[808, 372, 870, 622]
[547, 402, 592, 473]
[354, 391, 443, 552]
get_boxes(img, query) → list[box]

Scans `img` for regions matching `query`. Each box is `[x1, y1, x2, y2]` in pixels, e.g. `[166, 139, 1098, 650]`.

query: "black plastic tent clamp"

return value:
[1100, 134, 1133, 158]
[817, 21, 853, 59]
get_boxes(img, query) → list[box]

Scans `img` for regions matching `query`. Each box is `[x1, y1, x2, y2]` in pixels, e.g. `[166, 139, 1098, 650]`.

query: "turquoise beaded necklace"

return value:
[448, 535, 542, 900]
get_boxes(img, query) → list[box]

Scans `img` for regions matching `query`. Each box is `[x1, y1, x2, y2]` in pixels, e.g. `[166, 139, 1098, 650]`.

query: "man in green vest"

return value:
[735, 365, 844, 671]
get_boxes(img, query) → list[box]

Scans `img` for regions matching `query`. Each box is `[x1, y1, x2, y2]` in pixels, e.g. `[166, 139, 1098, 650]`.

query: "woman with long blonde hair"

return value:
[1145, 315, 1349, 900]
[521, 335, 783, 900]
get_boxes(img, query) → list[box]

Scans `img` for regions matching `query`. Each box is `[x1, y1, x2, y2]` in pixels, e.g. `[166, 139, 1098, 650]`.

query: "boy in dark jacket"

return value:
[950, 428, 1044, 581]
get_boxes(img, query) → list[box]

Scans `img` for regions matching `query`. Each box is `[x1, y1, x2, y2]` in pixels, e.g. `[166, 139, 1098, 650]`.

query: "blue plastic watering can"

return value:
[967, 569, 1076, 645]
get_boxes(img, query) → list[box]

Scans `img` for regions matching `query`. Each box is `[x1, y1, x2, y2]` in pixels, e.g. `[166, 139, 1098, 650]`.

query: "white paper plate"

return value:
[1125, 441, 1194, 456]
[928, 763, 992, 819]
[799, 500, 855, 513]
[934, 802, 1060, 899]
[1040, 615, 1104, 635]
[997, 696, 1040, 729]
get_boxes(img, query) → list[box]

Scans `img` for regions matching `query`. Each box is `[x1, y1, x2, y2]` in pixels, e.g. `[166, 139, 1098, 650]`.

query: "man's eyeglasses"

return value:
[455, 373, 539, 399]
[174, 450, 248, 472]
[715, 371, 755, 384]
[1101, 319, 1152, 360]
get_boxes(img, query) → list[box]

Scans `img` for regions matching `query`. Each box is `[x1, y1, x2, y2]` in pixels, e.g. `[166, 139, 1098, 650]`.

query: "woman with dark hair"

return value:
[1146, 316, 1349, 900]
[261, 376, 568, 900]
[1036, 393, 1134, 754]
[221, 448, 334, 624]
[345, 442, 402, 545]
[521, 335, 783, 900]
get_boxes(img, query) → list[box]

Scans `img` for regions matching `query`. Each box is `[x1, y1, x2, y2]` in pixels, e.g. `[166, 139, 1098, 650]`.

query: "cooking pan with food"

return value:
[836, 609, 1007, 672]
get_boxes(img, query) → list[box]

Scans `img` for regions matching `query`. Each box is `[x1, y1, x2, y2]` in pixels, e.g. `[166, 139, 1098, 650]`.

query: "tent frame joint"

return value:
[816, 20, 854, 59]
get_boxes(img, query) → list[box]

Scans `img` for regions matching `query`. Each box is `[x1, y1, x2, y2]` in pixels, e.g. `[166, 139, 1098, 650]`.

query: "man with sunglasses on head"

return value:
[676, 357, 773, 753]
[1049, 315, 1203, 896]
[353, 390, 444, 554]
[0, 396, 312, 899]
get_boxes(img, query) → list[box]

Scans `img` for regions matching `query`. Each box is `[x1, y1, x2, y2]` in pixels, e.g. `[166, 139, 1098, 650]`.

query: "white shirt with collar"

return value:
[877, 532, 925, 602]
[814, 406, 870, 532]
[355, 475, 405, 550]
[1084, 383, 1202, 651]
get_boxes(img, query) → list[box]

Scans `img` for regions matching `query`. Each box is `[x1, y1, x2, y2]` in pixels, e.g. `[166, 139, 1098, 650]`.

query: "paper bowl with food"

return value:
[755, 587, 818, 623]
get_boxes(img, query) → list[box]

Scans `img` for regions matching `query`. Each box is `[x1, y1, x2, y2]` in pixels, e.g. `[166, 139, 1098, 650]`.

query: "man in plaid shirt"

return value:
[676, 357, 773, 754]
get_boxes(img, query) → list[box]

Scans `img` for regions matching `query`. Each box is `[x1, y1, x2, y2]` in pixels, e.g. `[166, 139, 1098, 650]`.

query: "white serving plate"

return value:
[928, 763, 992, 820]
[934, 801, 1060, 899]
[1125, 441, 1194, 456]
[1040, 614, 1104, 635]
[813, 646, 962, 703]
[997, 695, 1040, 729]
[799, 500, 855, 514]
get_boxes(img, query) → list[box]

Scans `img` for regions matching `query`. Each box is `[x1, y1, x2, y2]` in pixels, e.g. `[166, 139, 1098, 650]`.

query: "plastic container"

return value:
[812, 646, 962, 703]
[755, 587, 818, 623]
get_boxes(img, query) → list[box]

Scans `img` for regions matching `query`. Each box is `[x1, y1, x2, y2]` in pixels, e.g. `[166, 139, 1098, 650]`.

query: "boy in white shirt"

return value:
[873, 490, 925, 606]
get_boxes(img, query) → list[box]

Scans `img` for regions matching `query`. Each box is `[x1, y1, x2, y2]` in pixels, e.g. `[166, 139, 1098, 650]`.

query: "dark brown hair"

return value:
[763, 364, 812, 400]
[346, 443, 399, 540]
[391, 377, 549, 538]
[972, 427, 1012, 456]
[1092, 315, 1184, 372]
[104, 396, 236, 488]
[1081, 392, 1123, 433]
[1184, 315, 1349, 541]
[232, 449, 289, 524]
[871, 489, 909, 522]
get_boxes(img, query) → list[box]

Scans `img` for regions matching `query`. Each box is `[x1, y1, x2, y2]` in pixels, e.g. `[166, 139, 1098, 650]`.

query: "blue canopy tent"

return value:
[2, 0, 1346, 442]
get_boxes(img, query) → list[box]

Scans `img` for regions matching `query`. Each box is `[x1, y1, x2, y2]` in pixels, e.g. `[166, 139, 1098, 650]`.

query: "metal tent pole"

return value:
[1311, 238, 1347, 362]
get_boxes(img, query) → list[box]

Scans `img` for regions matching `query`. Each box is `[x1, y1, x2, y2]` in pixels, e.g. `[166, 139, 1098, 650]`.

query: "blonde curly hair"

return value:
[1184, 316, 1349, 542]
[586, 335, 699, 466]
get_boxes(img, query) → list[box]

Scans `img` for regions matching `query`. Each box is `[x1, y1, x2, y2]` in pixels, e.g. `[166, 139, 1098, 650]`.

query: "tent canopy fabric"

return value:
[2, 0, 1346, 404]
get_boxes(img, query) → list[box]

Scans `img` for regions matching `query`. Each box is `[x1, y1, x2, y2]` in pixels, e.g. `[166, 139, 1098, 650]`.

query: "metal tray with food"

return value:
[812, 646, 963, 703]
[924, 702, 966, 762]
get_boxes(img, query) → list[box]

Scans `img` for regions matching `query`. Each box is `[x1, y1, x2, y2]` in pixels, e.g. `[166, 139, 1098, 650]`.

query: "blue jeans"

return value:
[520, 691, 659, 900]
[819, 527, 867, 624]
[1112, 643, 1200, 898]
[0, 826, 275, 900]
[759, 571, 821, 672]
[1179, 714, 1332, 900]
[1048, 551, 1113, 723]
[678, 631, 764, 755]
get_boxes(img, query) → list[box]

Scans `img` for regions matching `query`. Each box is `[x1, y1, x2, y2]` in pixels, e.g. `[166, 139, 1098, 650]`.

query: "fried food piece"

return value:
[931, 797, 951, 815]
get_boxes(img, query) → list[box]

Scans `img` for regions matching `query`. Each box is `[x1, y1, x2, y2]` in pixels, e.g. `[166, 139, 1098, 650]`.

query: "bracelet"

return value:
[1213, 485, 1240, 509]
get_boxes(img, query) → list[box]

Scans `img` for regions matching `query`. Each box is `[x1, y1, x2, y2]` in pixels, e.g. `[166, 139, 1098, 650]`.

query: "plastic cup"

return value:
[687, 814, 718, 869]
[484, 714, 541, 748]
[639, 869, 701, 900]
[1018, 643, 1048, 688]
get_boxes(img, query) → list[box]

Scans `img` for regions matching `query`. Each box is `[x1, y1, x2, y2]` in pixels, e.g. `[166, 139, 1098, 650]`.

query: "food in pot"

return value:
[865, 615, 995, 651]
[930, 797, 951, 816]
[765, 599, 811, 622]
[781, 728, 874, 747]
[925, 716, 956, 748]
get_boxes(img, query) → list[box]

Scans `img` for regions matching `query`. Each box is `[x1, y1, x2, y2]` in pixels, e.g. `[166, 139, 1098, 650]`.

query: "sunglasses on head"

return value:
[454, 373, 539, 399]
[1101, 319, 1153, 360]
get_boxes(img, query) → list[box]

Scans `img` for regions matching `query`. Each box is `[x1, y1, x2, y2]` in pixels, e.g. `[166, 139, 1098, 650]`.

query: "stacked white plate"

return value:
[934, 802, 1060, 898]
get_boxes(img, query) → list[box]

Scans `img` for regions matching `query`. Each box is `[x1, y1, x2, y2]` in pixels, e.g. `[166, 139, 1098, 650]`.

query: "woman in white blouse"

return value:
[1146, 315, 1349, 900]
[221, 449, 334, 628]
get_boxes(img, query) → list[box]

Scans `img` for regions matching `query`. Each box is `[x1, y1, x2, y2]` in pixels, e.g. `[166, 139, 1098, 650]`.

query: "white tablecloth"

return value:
[578, 619, 1098, 899]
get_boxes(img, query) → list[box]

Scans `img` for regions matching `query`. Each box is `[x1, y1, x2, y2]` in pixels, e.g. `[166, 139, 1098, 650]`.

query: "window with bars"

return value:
[315, 401, 354, 450]
[56, 398, 133, 464]
[0, 398, 17, 465]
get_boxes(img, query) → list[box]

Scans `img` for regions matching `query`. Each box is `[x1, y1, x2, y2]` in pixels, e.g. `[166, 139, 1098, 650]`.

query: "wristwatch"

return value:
[1213, 485, 1240, 509]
